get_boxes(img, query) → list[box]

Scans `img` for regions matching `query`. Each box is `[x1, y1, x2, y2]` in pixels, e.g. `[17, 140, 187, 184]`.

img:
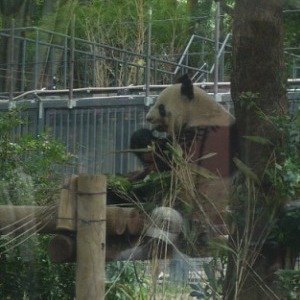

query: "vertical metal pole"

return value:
[21, 40, 26, 93]
[9, 19, 15, 105]
[219, 48, 225, 82]
[92, 43, 96, 87]
[34, 28, 39, 90]
[145, 8, 152, 104]
[64, 37, 68, 89]
[38, 100, 44, 133]
[214, 1, 220, 99]
[123, 52, 128, 86]
[292, 57, 296, 79]
[69, 15, 75, 108]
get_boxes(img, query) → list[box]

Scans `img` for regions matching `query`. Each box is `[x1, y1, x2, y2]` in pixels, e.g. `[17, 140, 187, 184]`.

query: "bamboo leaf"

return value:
[127, 147, 153, 153]
[188, 164, 219, 179]
[243, 135, 273, 145]
[199, 152, 217, 161]
[233, 158, 260, 183]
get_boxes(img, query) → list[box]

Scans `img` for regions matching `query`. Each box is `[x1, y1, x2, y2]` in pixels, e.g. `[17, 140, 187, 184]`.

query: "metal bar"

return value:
[92, 44, 96, 87]
[106, 109, 110, 173]
[146, 7, 152, 98]
[92, 109, 97, 174]
[64, 35, 69, 88]
[68, 15, 75, 108]
[217, 33, 231, 59]
[99, 109, 104, 173]
[34, 28, 39, 90]
[214, 2, 220, 99]
[114, 59, 118, 87]
[9, 19, 15, 104]
[120, 107, 125, 173]
[86, 109, 91, 172]
[123, 52, 128, 86]
[79, 110, 84, 171]
[65, 110, 70, 163]
[174, 34, 195, 75]
[21, 39, 26, 93]
[73, 110, 77, 167]
[112, 108, 117, 173]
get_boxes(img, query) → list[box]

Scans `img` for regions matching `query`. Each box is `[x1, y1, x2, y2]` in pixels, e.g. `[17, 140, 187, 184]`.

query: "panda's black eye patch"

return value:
[158, 104, 166, 117]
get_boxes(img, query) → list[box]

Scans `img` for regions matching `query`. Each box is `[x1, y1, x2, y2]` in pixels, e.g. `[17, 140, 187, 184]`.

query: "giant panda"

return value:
[145, 74, 237, 236]
[146, 74, 235, 135]
[146, 74, 236, 171]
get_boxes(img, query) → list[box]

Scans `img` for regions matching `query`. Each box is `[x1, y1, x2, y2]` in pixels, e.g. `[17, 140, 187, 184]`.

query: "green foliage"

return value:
[108, 171, 171, 194]
[0, 108, 75, 205]
[0, 108, 76, 298]
[233, 157, 259, 184]
[236, 100, 300, 199]
[189, 256, 227, 299]
[0, 235, 76, 300]
[75, 0, 190, 58]
[283, 9, 300, 77]
[276, 200, 300, 248]
[108, 175, 133, 194]
[105, 261, 148, 300]
[132, 171, 171, 195]
[277, 269, 300, 300]
[238, 91, 261, 110]
[243, 135, 274, 146]
[264, 110, 300, 199]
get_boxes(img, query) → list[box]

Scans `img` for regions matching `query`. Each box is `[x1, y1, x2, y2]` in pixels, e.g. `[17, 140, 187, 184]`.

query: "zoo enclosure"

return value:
[0, 81, 299, 176]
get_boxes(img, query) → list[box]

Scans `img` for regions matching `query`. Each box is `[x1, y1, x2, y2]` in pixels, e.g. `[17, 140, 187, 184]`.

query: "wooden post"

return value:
[56, 175, 77, 232]
[76, 174, 106, 300]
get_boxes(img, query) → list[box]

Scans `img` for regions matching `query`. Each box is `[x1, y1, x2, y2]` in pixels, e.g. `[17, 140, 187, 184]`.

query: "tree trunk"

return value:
[224, 1, 288, 300]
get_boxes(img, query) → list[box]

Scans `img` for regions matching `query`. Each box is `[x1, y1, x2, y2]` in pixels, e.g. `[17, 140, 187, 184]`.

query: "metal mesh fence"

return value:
[45, 102, 148, 175]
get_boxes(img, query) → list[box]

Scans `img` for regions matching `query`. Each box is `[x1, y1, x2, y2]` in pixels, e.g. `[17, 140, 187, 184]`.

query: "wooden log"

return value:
[76, 174, 106, 300]
[125, 208, 144, 235]
[48, 234, 76, 263]
[0, 205, 143, 236]
[49, 234, 140, 263]
[56, 175, 77, 232]
[106, 206, 126, 235]
[0, 205, 57, 234]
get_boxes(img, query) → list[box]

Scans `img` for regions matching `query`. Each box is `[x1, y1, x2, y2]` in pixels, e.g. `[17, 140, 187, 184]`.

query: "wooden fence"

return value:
[0, 174, 144, 300]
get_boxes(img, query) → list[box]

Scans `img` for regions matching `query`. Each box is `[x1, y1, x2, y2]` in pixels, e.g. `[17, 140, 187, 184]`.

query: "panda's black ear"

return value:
[177, 74, 194, 100]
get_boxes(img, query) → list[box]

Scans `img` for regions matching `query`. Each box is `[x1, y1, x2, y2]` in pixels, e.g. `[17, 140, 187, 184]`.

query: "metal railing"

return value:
[0, 26, 219, 100]
[0, 26, 299, 100]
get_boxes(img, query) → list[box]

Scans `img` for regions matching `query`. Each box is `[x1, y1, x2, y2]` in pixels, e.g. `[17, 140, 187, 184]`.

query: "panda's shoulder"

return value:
[193, 85, 216, 102]
[158, 83, 184, 101]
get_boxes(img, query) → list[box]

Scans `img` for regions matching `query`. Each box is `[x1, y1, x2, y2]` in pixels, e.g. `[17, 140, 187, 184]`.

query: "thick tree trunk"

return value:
[224, 1, 288, 300]
[231, 0, 287, 171]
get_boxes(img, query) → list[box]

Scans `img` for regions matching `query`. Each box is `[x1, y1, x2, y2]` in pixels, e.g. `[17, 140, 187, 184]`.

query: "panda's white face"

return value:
[146, 84, 188, 133]
[146, 76, 235, 135]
